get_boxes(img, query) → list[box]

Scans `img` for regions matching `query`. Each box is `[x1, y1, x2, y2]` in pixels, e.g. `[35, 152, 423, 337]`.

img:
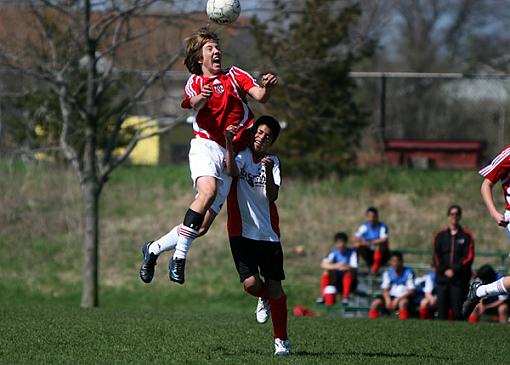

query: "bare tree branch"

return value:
[30, 1, 59, 69]
[98, 49, 182, 175]
[98, 116, 184, 186]
[91, 0, 159, 41]
[57, 80, 83, 183]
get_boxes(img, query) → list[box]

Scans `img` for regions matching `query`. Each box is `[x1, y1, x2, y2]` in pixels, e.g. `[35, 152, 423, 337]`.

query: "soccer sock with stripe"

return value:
[150, 225, 179, 255]
[476, 277, 508, 298]
[269, 295, 288, 340]
[173, 209, 204, 260]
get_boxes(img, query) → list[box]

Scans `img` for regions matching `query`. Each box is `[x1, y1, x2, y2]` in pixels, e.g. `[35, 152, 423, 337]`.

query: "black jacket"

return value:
[433, 225, 474, 285]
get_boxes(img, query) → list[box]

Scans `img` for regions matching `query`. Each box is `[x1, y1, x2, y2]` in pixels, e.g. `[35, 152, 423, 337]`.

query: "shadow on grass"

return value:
[293, 350, 452, 361]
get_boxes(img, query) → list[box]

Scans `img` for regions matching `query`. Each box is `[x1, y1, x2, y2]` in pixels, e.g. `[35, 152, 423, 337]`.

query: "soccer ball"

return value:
[206, 0, 241, 25]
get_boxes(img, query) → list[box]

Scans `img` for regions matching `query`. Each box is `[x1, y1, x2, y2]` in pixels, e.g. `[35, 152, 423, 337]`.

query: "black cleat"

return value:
[139, 241, 158, 283]
[169, 257, 186, 284]
[462, 281, 482, 319]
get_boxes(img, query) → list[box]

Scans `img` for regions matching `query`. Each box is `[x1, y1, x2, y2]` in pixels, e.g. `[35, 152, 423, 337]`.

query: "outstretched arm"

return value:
[248, 73, 278, 103]
[481, 178, 508, 227]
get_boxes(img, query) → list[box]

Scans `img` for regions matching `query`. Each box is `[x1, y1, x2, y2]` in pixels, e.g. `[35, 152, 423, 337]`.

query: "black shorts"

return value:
[229, 236, 285, 283]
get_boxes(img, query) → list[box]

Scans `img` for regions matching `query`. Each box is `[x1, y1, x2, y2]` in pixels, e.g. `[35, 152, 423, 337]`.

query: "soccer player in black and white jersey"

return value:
[224, 116, 290, 356]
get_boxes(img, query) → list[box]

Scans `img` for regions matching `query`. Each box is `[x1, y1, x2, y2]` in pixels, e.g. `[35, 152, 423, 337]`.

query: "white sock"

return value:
[150, 225, 180, 255]
[476, 277, 508, 298]
[173, 225, 199, 259]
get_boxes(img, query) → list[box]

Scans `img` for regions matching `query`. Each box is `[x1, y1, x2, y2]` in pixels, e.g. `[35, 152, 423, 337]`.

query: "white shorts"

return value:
[188, 138, 232, 214]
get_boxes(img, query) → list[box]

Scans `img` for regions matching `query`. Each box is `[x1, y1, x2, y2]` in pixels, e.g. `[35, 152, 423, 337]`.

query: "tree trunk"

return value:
[81, 0, 100, 308]
[80, 177, 99, 308]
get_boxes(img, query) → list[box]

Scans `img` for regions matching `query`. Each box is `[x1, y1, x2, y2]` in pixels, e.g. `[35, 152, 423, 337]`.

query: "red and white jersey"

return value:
[181, 66, 259, 151]
[479, 145, 510, 210]
[227, 148, 281, 242]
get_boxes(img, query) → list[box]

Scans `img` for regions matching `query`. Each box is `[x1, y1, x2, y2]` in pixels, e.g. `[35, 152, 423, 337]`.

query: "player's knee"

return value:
[243, 276, 261, 292]
[371, 298, 382, 309]
[197, 189, 216, 207]
[399, 299, 409, 309]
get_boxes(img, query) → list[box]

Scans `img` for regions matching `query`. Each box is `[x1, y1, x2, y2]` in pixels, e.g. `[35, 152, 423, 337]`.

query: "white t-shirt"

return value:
[227, 148, 281, 242]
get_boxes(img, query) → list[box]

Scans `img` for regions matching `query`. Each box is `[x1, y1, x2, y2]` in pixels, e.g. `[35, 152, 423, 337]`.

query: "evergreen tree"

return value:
[252, 0, 373, 175]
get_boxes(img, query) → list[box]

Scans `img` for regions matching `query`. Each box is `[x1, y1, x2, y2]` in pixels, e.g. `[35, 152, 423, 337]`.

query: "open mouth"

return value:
[212, 55, 221, 66]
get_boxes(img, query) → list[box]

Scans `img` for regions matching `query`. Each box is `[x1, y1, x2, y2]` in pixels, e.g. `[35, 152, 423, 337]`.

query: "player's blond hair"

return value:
[184, 27, 220, 75]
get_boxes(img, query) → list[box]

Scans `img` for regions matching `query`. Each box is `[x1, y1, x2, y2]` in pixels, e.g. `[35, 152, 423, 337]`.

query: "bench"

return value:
[315, 249, 509, 316]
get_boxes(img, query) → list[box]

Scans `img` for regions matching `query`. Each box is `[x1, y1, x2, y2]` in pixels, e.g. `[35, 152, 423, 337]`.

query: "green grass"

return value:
[1, 293, 508, 365]
[2, 161, 510, 364]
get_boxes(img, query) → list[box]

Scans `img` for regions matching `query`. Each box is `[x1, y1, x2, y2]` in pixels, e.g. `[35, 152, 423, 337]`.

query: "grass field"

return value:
[1, 161, 509, 364]
[2, 290, 508, 365]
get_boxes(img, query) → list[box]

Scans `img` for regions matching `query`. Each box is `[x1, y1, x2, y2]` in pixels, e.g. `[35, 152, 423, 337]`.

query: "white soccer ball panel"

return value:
[206, 0, 241, 25]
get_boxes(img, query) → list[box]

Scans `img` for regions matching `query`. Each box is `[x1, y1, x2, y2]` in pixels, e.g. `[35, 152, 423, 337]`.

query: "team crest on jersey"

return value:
[213, 80, 224, 94]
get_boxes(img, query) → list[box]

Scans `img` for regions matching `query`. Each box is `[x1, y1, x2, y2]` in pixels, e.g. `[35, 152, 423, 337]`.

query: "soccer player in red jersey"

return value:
[225, 116, 290, 356]
[462, 146, 510, 318]
[139, 28, 277, 285]
[479, 145, 510, 234]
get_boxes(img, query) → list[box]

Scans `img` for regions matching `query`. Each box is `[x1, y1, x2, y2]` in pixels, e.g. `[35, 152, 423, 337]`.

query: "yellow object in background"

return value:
[117, 116, 159, 165]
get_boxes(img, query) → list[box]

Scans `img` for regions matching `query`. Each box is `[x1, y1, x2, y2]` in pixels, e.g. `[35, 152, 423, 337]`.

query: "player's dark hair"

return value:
[366, 207, 378, 215]
[390, 250, 403, 260]
[334, 232, 348, 243]
[253, 115, 281, 144]
[184, 27, 220, 75]
[447, 204, 462, 218]
[477, 264, 497, 284]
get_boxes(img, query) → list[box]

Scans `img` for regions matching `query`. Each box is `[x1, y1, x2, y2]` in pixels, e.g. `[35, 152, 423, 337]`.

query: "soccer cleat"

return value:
[139, 241, 158, 283]
[169, 257, 186, 284]
[274, 338, 291, 356]
[462, 281, 482, 319]
[256, 297, 270, 324]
